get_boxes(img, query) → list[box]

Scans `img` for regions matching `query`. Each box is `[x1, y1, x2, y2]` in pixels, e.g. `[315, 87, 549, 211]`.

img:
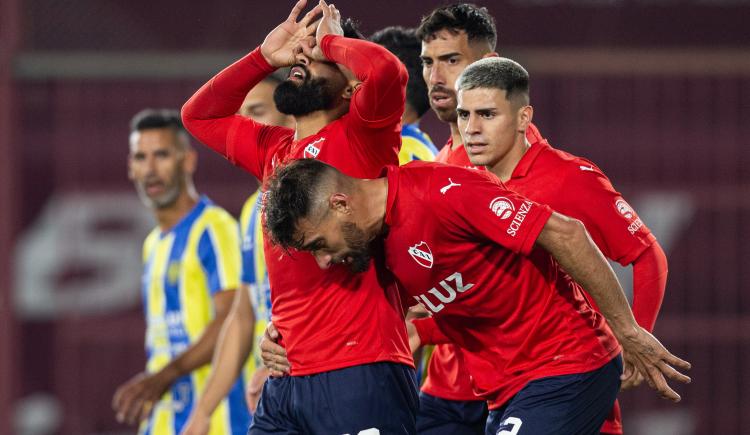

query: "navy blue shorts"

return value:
[485, 355, 622, 435]
[249, 362, 418, 435]
[417, 392, 488, 435]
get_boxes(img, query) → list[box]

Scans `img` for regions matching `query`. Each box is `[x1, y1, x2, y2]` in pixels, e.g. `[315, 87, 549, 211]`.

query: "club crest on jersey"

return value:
[490, 197, 515, 220]
[615, 199, 634, 220]
[303, 137, 325, 158]
[408, 241, 433, 269]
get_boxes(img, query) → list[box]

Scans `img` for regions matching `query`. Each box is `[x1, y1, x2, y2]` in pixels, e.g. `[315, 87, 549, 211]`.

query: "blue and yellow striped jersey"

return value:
[239, 191, 272, 375]
[398, 123, 438, 165]
[140, 196, 249, 435]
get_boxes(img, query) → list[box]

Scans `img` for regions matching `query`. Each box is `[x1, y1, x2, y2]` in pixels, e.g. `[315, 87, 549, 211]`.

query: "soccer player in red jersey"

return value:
[415, 5, 520, 433]
[181, 1, 417, 433]
[262, 157, 692, 435]
[451, 56, 670, 434]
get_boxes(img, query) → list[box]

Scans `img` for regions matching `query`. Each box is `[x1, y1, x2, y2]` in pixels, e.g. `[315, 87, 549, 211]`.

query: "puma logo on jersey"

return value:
[440, 178, 461, 194]
[579, 165, 595, 172]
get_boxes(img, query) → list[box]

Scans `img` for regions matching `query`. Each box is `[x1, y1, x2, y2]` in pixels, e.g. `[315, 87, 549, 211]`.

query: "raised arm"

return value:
[305, 1, 406, 126]
[181, 48, 276, 158]
[321, 34, 407, 126]
[182, 0, 320, 176]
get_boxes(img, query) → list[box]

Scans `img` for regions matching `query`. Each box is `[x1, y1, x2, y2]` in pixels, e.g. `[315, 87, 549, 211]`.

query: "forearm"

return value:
[537, 213, 638, 339]
[631, 241, 668, 331]
[320, 35, 406, 122]
[194, 288, 256, 414]
[182, 47, 275, 154]
[160, 313, 230, 386]
[412, 317, 452, 346]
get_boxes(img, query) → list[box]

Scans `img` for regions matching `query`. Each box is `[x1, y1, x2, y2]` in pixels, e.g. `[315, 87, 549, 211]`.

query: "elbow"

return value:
[559, 216, 589, 246]
[372, 49, 408, 87]
[181, 99, 198, 134]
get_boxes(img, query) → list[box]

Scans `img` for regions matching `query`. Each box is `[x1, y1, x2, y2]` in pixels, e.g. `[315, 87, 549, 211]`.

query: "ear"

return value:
[481, 51, 500, 59]
[517, 105, 534, 133]
[329, 192, 352, 215]
[339, 65, 360, 101]
[341, 80, 359, 101]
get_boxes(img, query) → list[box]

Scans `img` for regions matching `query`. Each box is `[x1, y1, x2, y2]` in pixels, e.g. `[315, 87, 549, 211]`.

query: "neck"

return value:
[486, 135, 531, 183]
[293, 105, 349, 140]
[357, 177, 389, 240]
[155, 187, 199, 232]
[449, 122, 463, 150]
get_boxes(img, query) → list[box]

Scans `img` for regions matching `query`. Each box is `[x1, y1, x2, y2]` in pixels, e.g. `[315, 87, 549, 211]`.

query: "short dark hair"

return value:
[129, 108, 190, 149]
[264, 159, 338, 250]
[370, 26, 430, 118]
[341, 17, 365, 40]
[416, 3, 497, 51]
[456, 57, 529, 107]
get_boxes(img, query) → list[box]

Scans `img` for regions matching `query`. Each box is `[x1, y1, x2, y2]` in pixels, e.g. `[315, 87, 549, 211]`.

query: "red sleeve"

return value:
[412, 317, 452, 345]
[320, 35, 407, 129]
[181, 47, 291, 179]
[631, 241, 668, 331]
[436, 169, 552, 256]
[558, 164, 656, 265]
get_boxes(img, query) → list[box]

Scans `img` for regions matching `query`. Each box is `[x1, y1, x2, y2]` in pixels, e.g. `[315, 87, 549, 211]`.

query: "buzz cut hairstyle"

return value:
[456, 57, 530, 107]
[369, 26, 430, 118]
[416, 3, 497, 51]
[129, 108, 191, 150]
[263, 158, 340, 251]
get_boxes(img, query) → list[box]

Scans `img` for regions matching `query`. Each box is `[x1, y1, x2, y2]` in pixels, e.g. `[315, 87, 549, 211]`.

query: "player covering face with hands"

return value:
[182, 0, 418, 433]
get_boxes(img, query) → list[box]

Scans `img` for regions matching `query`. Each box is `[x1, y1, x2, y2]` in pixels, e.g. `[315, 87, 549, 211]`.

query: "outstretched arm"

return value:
[535, 213, 690, 402]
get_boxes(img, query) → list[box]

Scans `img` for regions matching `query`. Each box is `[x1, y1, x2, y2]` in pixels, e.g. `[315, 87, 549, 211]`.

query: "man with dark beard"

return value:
[262, 157, 691, 435]
[181, 0, 416, 433]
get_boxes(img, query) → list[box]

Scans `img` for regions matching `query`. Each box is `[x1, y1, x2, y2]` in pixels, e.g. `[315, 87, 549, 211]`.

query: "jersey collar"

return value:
[160, 195, 210, 237]
[510, 140, 549, 180]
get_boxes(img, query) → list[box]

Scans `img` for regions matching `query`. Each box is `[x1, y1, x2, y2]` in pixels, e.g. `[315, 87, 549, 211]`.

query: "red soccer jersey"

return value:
[505, 140, 656, 267]
[504, 139, 656, 434]
[423, 122, 546, 401]
[383, 162, 621, 409]
[183, 36, 414, 375]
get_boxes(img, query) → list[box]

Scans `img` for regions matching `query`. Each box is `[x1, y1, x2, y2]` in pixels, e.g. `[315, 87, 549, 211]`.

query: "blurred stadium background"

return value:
[1, 0, 749, 434]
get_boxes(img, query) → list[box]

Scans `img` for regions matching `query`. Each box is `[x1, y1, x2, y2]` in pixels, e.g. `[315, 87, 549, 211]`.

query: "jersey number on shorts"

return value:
[497, 417, 522, 435]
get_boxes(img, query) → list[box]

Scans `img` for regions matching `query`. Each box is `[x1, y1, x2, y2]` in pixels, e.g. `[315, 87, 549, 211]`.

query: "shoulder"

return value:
[538, 144, 613, 187]
[200, 204, 240, 233]
[142, 228, 160, 256]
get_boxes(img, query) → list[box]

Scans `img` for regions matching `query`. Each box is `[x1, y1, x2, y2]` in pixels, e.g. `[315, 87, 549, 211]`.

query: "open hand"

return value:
[618, 326, 691, 402]
[112, 371, 171, 425]
[301, 0, 344, 62]
[260, 0, 322, 67]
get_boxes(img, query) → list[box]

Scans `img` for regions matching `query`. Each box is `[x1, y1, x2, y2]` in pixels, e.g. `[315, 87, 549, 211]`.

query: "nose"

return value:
[464, 113, 481, 135]
[314, 252, 332, 269]
[428, 63, 444, 86]
[295, 52, 310, 66]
